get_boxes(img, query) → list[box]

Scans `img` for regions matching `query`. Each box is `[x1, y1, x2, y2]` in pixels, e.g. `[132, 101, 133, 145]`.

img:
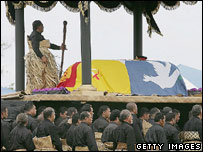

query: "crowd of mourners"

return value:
[1, 102, 202, 151]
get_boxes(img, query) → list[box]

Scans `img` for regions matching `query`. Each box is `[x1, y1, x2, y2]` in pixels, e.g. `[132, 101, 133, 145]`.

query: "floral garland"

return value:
[189, 88, 202, 92]
[32, 87, 70, 94]
[188, 88, 202, 96]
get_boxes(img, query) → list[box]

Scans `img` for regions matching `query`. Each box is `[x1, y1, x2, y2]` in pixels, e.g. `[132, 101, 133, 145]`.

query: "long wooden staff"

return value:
[59, 21, 67, 79]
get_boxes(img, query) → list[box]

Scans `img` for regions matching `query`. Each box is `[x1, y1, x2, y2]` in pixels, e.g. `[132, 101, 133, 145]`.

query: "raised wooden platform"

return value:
[2, 93, 202, 104]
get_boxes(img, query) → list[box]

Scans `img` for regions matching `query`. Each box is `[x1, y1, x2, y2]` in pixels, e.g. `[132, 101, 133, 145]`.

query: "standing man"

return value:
[126, 103, 145, 144]
[73, 111, 98, 151]
[164, 113, 181, 143]
[25, 20, 67, 94]
[113, 109, 135, 151]
[92, 105, 111, 133]
[145, 112, 168, 151]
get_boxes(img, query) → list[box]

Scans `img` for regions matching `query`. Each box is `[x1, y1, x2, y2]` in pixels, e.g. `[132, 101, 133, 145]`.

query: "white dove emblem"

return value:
[143, 61, 180, 89]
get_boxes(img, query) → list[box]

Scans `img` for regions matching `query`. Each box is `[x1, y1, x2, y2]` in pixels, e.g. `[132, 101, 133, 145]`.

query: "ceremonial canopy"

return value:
[6, 1, 197, 36]
[4, 1, 198, 92]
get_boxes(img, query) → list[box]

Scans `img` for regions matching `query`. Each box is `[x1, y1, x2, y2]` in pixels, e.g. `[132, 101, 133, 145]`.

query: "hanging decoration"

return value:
[5, 1, 197, 37]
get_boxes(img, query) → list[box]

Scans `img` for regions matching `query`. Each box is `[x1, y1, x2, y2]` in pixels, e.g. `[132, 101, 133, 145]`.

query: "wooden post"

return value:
[15, 8, 25, 91]
[133, 4, 143, 59]
[80, 3, 91, 85]
[72, 3, 103, 96]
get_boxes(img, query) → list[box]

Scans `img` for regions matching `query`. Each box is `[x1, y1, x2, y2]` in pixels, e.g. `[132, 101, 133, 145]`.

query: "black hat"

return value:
[32, 20, 43, 31]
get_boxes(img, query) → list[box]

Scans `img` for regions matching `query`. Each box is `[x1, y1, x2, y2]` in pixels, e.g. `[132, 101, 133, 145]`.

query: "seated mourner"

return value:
[164, 112, 181, 143]
[145, 112, 168, 151]
[162, 106, 173, 116]
[101, 109, 120, 143]
[73, 111, 98, 151]
[126, 102, 145, 144]
[66, 113, 80, 151]
[9, 113, 35, 151]
[79, 104, 94, 118]
[92, 105, 111, 133]
[139, 107, 152, 137]
[32, 106, 47, 137]
[172, 109, 181, 132]
[183, 104, 202, 141]
[24, 102, 38, 133]
[113, 109, 135, 151]
[58, 107, 78, 139]
[1, 105, 12, 151]
[149, 107, 160, 125]
[36, 106, 47, 124]
[36, 107, 62, 151]
[55, 106, 68, 126]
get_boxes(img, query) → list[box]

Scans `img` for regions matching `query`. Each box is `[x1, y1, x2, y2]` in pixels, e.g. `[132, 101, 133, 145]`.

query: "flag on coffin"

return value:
[57, 60, 187, 96]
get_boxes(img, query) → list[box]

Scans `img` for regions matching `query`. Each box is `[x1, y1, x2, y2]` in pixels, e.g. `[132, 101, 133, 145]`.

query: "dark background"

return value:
[1, 99, 201, 130]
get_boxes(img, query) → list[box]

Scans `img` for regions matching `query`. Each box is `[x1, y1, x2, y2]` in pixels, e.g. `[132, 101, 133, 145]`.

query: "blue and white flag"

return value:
[125, 60, 188, 96]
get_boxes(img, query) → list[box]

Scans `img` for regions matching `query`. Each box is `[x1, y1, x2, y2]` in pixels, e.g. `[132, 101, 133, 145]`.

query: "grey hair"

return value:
[192, 105, 202, 117]
[120, 109, 131, 122]
[43, 107, 55, 119]
[16, 113, 28, 125]
[126, 103, 137, 112]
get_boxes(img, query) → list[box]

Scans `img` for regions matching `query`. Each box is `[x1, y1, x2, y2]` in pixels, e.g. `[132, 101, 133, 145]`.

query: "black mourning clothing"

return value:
[29, 31, 60, 58]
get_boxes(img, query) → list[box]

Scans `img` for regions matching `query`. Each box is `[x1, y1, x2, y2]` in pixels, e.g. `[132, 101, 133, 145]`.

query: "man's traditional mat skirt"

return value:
[25, 39, 59, 94]
[115, 142, 128, 151]
[33, 136, 57, 151]
[104, 142, 113, 151]
[94, 132, 108, 151]
[179, 131, 202, 151]
[94, 132, 102, 140]
[179, 131, 201, 141]
[60, 139, 72, 151]
[75, 146, 89, 151]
